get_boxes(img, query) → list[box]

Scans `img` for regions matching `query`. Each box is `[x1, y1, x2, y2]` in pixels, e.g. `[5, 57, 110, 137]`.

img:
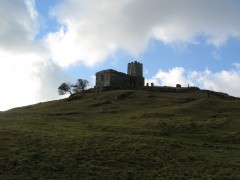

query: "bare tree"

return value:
[73, 79, 89, 93]
[58, 83, 73, 95]
[58, 79, 89, 95]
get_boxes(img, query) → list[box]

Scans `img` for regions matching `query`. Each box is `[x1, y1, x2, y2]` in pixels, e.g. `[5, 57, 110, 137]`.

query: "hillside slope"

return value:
[0, 90, 240, 179]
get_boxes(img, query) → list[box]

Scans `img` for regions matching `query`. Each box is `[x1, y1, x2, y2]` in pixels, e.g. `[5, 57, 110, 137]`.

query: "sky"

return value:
[0, 0, 240, 111]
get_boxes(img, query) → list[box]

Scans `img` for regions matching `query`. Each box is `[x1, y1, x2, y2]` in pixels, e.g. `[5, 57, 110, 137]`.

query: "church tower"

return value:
[128, 61, 143, 77]
[127, 61, 144, 86]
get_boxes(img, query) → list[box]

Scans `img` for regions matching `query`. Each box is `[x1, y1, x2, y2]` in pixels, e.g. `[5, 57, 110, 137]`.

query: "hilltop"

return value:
[0, 89, 240, 179]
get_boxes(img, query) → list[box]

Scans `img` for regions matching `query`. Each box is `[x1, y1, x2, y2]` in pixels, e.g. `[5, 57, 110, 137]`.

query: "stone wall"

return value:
[130, 76, 144, 86]
[109, 71, 131, 86]
[95, 69, 112, 87]
[95, 69, 131, 91]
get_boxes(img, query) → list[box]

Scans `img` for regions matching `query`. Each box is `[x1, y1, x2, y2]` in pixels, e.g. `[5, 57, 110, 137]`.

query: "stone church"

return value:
[95, 61, 144, 91]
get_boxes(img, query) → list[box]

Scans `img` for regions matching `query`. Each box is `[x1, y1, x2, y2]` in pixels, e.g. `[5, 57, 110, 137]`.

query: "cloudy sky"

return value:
[1, 0, 240, 111]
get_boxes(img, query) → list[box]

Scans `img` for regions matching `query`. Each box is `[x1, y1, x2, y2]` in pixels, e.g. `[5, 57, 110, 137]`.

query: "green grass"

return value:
[0, 90, 240, 179]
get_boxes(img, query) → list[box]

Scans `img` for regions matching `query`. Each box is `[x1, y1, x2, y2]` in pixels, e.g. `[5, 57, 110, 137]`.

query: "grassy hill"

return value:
[0, 89, 240, 179]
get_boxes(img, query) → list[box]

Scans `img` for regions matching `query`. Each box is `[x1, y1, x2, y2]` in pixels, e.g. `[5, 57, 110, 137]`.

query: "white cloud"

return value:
[195, 69, 240, 97]
[0, 49, 68, 111]
[47, 0, 240, 67]
[45, 26, 111, 67]
[147, 66, 240, 97]
[233, 63, 240, 69]
[0, 0, 68, 111]
[0, 0, 39, 51]
[32, 59, 69, 102]
[89, 75, 96, 88]
[211, 51, 221, 60]
[146, 67, 190, 87]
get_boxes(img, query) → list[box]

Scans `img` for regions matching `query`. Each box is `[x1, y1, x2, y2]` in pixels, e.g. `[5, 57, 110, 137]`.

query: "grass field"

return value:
[0, 89, 240, 179]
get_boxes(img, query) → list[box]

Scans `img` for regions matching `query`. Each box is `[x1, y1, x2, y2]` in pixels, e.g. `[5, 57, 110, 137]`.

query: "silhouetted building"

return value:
[95, 61, 144, 91]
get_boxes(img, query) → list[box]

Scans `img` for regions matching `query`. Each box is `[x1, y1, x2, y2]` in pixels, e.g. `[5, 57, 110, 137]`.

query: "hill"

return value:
[0, 89, 240, 179]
